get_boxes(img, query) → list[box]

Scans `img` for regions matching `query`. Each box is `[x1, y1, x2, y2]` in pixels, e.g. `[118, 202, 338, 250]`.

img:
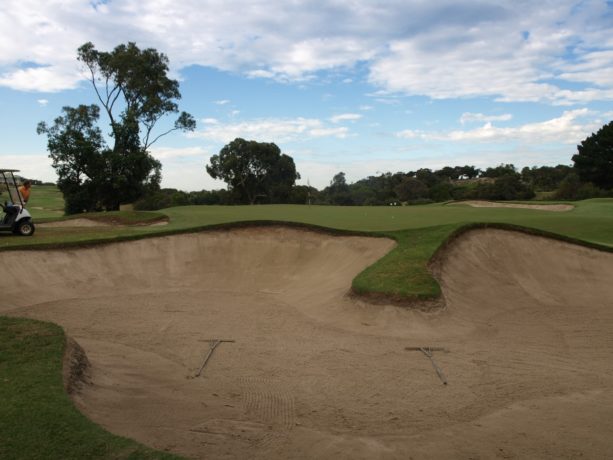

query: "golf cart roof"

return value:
[0, 169, 20, 173]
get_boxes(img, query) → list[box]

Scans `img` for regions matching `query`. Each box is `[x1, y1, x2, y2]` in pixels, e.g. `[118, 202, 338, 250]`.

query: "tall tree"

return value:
[206, 138, 300, 204]
[77, 42, 195, 153]
[37, 105, 106, 214]
[325, 172, 353, 205]
[483, 164, 517, 178]
[572, 121, 613, 189]
[38, 42, 195, 213]
[395, 177, 429, 201]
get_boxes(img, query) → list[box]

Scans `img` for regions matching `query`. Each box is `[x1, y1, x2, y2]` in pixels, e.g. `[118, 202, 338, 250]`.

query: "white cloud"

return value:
[190, 117, 350, 143]
[0, 65, 84, 92]
[460, 112, 513, 124]
[214, 99, 230, 105]
[162, 161, 225, 191]
[398, 109, 600, 144]
[309, 127, 349, 138]
[367, 3, 613, 104]
[0, 0, 610, 103]
[201, 118, 219, 124]
[150, 146, 209, 160]
[0, 154, 56, 182]
[246, 69, 276, 79]
[37, 98, 49, 106]
[370, 33, 559, 103]
[330, 113, 362, 123]
[150, 146, 224, 190]
[558, 50, 613, 87]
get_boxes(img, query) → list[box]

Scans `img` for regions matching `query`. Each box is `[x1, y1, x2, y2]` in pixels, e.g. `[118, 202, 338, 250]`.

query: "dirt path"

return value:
[1, 227, 612, 459]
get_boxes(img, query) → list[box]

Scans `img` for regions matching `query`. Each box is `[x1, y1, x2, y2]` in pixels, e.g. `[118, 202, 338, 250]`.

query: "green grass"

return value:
[3, 190, 613, 459]
[352, 224, 458, 302]
[160, 199, 613, 245]
[0, 317, 182, 460]
[27, 185, 65, 219]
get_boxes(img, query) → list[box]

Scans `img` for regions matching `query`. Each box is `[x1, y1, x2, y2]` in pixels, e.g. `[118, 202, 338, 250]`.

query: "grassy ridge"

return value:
[0, 317, 182, 460]
[352, 225, 457, 302]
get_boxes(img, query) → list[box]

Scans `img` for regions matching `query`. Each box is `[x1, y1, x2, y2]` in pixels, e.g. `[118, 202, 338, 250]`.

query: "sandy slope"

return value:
[1, 226, 613, 459]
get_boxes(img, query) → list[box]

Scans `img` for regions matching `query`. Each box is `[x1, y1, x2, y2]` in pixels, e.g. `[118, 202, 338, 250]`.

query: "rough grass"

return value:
[0, 316, 182, 460]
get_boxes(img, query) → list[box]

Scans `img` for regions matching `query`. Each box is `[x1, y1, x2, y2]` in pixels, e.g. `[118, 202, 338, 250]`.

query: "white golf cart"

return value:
[0, 169, 35, 236]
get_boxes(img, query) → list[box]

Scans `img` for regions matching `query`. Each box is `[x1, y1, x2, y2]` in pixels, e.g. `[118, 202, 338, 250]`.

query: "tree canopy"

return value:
[572, 120, 613, 190]
[206, 138, 300, 204]
[395, 177, 429, 202]
[38, 42, 195, 214]
[77, 42, 195, 152]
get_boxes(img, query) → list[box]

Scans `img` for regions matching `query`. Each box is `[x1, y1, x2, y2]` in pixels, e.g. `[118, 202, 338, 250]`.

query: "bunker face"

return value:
[2, 227, 613, 459]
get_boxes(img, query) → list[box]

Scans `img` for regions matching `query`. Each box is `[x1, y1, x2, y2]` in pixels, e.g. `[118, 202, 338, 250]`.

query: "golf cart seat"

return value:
[1, 202, 18, 225]
[3, 202, 17, 213]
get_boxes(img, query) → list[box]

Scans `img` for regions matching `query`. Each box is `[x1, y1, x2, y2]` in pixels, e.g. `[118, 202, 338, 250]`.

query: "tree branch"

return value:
[144, 125, 178, 150]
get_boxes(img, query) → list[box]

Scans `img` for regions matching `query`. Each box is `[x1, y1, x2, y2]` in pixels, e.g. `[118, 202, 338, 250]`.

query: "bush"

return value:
[133, 191, 174, 210]
[189, 189, 232, 205]
[555, 173, 608, 200]
[471, 174, 534, 201]
[429, 182, 454, 202]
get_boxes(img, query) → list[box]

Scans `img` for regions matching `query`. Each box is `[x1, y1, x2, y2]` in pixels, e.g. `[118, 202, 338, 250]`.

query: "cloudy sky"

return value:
[1, 0, 612, 190]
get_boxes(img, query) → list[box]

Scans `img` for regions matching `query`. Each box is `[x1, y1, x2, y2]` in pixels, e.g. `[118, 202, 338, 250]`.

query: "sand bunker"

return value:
[38, 218, 168, 227]
[2, 226, 613, 459]
[37, 218, 114, 227]
[451, 200, 574, 211]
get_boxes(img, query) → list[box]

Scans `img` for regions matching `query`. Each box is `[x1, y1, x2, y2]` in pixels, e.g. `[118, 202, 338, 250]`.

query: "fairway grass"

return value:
[25, 185, 65, 219]
[2, 197, 613, 458]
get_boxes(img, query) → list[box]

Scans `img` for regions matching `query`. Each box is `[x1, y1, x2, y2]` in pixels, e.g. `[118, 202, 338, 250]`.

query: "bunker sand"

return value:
[451, 200, 574, 211]
[2, 227, 613, 459]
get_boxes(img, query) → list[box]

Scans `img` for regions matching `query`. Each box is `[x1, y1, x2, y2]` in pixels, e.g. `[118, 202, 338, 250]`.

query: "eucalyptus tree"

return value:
[38, 42, 195, 213]
[207, 138, 300, 204]
[572, 121, 613, 190]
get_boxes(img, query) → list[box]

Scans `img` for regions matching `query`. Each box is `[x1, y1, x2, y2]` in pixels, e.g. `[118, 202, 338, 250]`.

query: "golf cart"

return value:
[0, 169, 35, 236]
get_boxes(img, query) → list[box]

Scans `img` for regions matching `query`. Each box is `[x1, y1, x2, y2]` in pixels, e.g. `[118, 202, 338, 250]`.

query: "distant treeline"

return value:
[133, 163, 611, 210]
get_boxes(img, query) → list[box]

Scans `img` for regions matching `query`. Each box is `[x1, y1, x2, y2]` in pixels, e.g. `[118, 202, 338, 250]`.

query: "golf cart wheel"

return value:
[15, 220, 35, 236]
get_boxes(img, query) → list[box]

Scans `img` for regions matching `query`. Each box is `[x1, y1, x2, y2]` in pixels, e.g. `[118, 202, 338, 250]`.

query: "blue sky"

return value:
[1, 0, 612, 190]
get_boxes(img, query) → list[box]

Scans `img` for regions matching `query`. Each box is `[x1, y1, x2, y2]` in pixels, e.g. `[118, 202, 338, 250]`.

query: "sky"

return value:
[1, 0, 612, 191]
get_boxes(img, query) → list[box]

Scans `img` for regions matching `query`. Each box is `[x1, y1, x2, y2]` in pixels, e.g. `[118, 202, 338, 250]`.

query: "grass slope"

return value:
[0, 317, 182, 460]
